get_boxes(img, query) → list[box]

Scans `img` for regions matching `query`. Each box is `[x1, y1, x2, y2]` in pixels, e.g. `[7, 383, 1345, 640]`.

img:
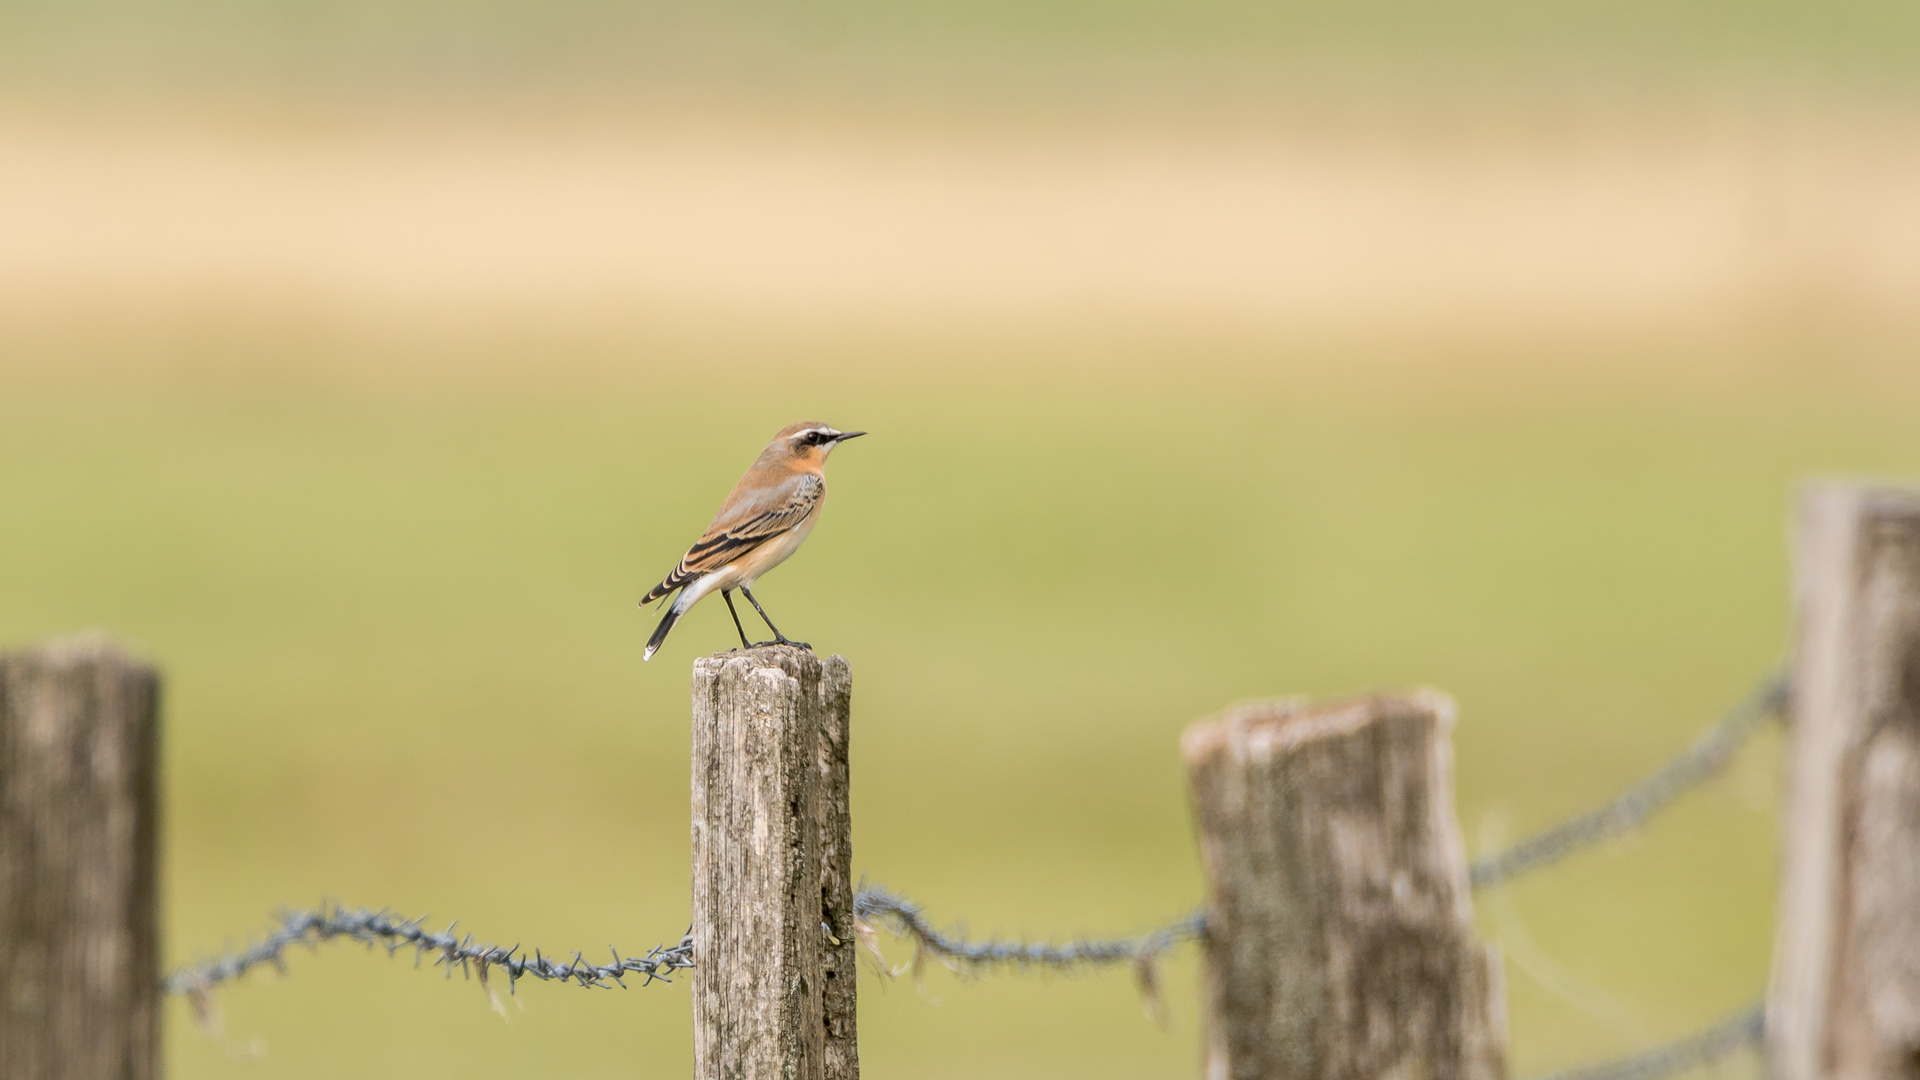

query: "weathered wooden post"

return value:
[691, 646, 857, 1080]
[1769, 484, 1920, 1080]
[1183, 691, 1505, 1080]
[0, 636, 161, 1080]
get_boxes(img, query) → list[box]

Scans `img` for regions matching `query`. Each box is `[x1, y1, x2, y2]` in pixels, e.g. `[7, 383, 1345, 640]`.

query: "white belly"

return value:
[680, 513, 818, 605]
[727, 513, 817, 587]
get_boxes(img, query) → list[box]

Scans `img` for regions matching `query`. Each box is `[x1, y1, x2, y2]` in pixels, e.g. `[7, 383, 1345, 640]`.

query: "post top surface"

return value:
[1180, 689, 1455, 765]
[691, 645, 848, 679]
[1800, 481, 1920, 517]
[0, 632, 155, 674]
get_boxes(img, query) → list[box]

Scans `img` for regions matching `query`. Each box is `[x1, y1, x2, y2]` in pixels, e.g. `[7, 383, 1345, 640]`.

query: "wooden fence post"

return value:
[1769, 484, 1920, 1080]
[691, 646, 857, 1080]
[0, 636, 161, 1080]
[1183, 692, 1505, 1080]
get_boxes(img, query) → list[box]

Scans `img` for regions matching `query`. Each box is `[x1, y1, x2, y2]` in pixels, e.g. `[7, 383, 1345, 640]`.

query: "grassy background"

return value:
[5, 329, 1917, 1078]
[7, 0, 1920, 98]
[4, 0, 1918, 1070]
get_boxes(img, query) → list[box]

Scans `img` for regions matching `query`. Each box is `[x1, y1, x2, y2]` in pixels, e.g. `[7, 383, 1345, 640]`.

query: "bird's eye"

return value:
[803, 431, 825, 446]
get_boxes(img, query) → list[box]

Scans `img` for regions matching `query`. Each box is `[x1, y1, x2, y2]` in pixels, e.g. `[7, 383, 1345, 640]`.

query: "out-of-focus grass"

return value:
[5, 0, 1920, 95]
[3, 328, 1916, 1078]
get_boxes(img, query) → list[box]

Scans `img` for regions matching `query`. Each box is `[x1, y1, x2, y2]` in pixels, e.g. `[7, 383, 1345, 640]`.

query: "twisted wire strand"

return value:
[1525, 1004, 1765, 1080]
[165, 888, 1203, 1003]
[164, 903, 694, 1000]
[840, 678, 1792, 966]
[852, 885, 1205, 973]
[165, 669, 1789, 1041]
[1470, 673, 1789, 888]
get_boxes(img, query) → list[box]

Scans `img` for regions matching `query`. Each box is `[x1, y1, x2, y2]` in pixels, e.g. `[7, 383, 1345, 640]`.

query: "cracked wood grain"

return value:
[1184, 691, 1505, 1080]
[0, 636, 160, 1080]
[1771, 484, 1920, 1080]
[691, 646, 855, 1080]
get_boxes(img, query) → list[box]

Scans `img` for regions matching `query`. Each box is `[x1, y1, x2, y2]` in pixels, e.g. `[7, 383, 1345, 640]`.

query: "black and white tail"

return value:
[643, 591, 685, 661]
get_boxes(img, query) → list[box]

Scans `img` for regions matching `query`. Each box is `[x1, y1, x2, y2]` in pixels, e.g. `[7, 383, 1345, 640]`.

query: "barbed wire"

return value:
[853, 884, 1204, 973]
[164, 903, 695, 1016]
[1527, 1004, 1764, 1080]
[166, 671, 1789, 1065]
[166, 675, 1789, 995]
[1469, 672, 1789, 888]
[164, 887, 1209, 1029]
[164, 889, 1201, 997]
[165, 901, 1766, 1080]
[851, 884, 1205, 1024]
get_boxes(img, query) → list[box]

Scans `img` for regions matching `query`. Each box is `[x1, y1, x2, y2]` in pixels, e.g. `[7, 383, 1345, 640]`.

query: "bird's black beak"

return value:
[832, 431, 867, 443]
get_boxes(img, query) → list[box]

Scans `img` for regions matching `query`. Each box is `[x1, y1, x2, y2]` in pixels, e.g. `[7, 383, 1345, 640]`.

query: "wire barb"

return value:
[164, 903, 694, 999]
[1524, 1004, 1765, 1080]
[851, 885, 1205, 975]
[1470, 672, 1789, 888]
[168, 890, 1208, 1007]
[164, 668, 1789, 1080]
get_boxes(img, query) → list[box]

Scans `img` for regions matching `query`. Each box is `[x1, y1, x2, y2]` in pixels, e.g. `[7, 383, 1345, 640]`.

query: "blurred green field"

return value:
[6, 0, 1920, 96]
[3, 329, 1915, 1078]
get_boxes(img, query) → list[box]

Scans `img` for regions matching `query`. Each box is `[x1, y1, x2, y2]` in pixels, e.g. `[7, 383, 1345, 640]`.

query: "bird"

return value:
[639, 422, 865, 661]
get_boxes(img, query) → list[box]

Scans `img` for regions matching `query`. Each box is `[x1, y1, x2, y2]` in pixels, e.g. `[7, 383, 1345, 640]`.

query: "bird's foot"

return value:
[751, 637, 812, 651]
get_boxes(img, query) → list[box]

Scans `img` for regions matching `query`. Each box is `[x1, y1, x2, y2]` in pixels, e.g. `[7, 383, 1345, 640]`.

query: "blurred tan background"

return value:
[3, 2, 1919, 1077]
[7, 97, 1920, 341]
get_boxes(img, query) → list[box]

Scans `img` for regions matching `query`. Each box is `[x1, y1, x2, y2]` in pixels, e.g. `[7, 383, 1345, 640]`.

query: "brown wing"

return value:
[640, 473, 822, 605]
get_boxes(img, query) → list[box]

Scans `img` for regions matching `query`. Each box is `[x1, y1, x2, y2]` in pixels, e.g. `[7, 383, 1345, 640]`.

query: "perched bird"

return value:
[640, 422, 865, 661]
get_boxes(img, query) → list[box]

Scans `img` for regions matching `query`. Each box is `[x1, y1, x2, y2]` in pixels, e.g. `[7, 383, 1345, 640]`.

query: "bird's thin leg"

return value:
[721, 590, 753, 651]
[741, 586, 809, 650]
